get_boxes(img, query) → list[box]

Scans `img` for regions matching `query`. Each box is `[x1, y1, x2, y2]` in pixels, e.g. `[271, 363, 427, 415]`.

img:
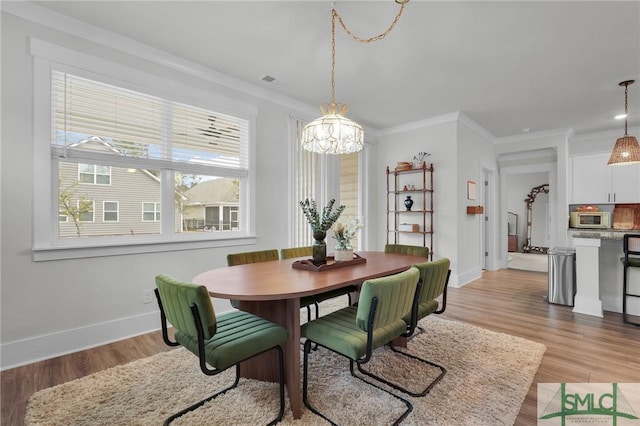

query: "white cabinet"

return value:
[572, 153, 640, 204]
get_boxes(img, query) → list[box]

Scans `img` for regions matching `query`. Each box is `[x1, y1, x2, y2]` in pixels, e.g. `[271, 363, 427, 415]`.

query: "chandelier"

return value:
[608, 80, 640, 166]
[301, 1, 409, 155]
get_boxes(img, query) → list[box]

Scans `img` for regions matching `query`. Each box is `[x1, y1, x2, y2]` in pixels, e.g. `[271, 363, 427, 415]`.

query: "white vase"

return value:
[334, 248, 353, 262]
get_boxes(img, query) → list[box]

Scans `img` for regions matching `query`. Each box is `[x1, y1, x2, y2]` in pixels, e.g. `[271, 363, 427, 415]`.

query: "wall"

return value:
[496, 130, 569, 266]
[506, 172, 549, 252]
[376, 117, 458, 284]
[376, 113, 497, 288]
[0, 12, 296, 369]
[456, 120, 497, 281]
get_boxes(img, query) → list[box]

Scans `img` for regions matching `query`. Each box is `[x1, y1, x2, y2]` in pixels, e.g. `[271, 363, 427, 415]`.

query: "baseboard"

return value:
[452, 267, 483, 288]
[1, 311, 160, 371]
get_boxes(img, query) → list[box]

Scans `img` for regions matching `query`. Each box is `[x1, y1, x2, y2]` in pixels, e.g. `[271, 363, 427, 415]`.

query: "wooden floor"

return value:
[2, 268, 639, 425]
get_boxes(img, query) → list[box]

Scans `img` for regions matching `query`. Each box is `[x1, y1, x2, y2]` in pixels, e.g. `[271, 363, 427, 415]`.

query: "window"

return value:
[78, 200, 94, 222]
[142, 202, 160, 222]
[290, 117, 364, 249]
[47, 70, 250, 245]
[103, 201, 119, 222]
[79, 164, 110, 185]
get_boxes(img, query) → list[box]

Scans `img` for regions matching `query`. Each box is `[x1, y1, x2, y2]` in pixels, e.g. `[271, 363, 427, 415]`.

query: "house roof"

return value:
[183, 179, 238, 206]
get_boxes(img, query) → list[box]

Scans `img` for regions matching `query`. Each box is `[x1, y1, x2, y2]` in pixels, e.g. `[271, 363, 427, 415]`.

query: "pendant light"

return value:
[608, 80, 640, 166]
[301, 2, 408, 155]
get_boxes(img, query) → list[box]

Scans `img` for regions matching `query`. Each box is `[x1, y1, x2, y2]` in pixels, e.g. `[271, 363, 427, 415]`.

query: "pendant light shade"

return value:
[301, 103, 364, 154]
[608, 80, 640, 166]
[302, 3, 407, 155]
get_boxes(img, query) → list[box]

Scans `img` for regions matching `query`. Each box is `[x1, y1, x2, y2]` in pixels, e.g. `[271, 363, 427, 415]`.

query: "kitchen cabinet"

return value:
[571, 153, 640, 204]
[386, 163, 433, 260]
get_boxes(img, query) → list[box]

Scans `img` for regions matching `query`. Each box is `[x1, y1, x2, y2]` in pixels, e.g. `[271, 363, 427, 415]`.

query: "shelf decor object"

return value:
[299, 198, 345, 266]
[386, 162, 434, 260]
[301, 3, 409, 155]
[608, 80, 640, 166]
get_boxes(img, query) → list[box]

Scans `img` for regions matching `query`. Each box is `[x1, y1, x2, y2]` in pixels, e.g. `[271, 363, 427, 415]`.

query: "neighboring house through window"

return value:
[31, 40, 257, 260]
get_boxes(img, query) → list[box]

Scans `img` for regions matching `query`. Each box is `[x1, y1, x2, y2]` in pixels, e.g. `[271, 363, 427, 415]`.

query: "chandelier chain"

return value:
[329, 4, 406, 104]
[333, 5, 406, 44]
[624, 83, 628, 135]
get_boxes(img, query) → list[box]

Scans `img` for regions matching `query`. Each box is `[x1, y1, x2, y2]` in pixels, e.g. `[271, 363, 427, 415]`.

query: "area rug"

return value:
[508, 252, 548, 273]
[25, 316, 545, 426]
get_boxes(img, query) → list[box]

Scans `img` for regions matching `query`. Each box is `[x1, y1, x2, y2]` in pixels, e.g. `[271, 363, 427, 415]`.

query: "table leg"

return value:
[238, 298, 302, 419]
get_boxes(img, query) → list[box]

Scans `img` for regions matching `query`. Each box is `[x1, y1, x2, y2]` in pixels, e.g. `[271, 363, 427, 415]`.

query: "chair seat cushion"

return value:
[176, 310, 287, 370]
[621, 256, 640, 268]
[402, 300, 438, 324]
[301, 306, 407, 361]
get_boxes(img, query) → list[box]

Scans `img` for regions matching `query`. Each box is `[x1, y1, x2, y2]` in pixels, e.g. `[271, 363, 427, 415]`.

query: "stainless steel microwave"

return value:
[569, 211, 611, 228]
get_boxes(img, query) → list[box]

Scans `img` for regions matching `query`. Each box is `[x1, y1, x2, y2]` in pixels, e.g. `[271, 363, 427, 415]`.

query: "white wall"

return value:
[376, 118, 458, 283]
[376, 114, 497, 288]
[456, 120, 498, 281]
[0, 12, 297, 369]
[506, 172, 549, 251]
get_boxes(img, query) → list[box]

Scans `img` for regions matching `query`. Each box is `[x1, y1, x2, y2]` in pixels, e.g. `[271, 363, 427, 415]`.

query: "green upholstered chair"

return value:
[281, 246, 356, 316]
[227, 249, 280, 266]
[226, 249, 280, 309]
[154, 275, 287, 426]
[301, 267, 421, 425]
[384, 244, 430, 259]
[374, 258, 451, 397]
[621, 234, 640, 326]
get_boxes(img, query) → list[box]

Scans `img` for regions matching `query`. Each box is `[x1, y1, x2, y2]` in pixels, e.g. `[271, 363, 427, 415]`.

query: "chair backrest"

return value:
[356, 267, 420, 332]
[227, 249, 279, 266]
[623, 234, 640, 257]
[155, 274, 217, 340]
[384, 244, 429, 258]
[280, 246, 313, 259]
[413, 258, 451, 303]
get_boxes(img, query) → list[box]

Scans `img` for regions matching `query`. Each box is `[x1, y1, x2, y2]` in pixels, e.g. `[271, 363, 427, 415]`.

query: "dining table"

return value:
[192, 250, 427, 419]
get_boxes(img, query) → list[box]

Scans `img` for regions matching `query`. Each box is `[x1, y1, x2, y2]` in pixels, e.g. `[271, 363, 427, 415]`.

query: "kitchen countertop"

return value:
[568, 229, 640, 240]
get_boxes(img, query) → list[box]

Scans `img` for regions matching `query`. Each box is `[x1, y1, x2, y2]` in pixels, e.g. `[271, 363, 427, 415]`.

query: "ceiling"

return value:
[28, 1, 640, 139]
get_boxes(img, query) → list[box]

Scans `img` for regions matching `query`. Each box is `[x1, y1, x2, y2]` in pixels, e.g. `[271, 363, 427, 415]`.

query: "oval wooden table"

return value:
[192, 251, 427, 419]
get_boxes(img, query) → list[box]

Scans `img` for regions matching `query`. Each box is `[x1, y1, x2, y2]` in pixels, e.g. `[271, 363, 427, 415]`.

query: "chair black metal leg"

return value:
[164, 365, 241, 425]
[165, 346, 286, 426]
[303, 339, 412, 426]
[356, 345, 446, 397]
[302, 340, 338, 426]
[349, 361, 413, 426]
[623, 265, 640, 327]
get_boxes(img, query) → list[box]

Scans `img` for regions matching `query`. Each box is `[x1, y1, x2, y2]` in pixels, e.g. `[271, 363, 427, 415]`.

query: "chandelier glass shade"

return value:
[301, 103, 364, 154]
[302, 3, 407, 155]
[608, 80, 640, 166]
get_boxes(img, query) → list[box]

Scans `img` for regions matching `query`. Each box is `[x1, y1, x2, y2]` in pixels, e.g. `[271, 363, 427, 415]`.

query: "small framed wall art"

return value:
[467, 180, 476, 200]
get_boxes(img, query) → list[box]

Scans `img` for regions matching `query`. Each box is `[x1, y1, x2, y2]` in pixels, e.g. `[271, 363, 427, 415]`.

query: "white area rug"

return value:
[26, 315, 546, 426]
[508, 252, 548, 273]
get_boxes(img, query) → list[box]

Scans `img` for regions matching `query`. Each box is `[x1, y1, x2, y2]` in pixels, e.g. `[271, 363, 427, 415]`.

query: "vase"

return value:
[334, 241, 353, 262]
[312, 230, 327, 266]
[404, 196, 414, 211]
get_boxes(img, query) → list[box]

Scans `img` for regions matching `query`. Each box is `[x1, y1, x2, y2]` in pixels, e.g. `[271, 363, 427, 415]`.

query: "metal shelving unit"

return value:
[386, 163, 434, 261]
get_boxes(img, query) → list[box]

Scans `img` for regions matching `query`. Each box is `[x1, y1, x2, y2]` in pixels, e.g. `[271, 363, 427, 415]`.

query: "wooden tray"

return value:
[292, 253, 366, 272]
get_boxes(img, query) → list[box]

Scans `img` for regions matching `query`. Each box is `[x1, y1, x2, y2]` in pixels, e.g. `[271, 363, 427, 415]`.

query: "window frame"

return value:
[103, 201, 119, 222]
[77, 200, 95, 223]
[31, 39, 257, 261]
[78, 164, 111, 186]
[142, 202, 161, 222]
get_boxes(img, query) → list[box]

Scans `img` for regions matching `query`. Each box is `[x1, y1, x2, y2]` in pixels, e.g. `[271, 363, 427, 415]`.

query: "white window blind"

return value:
[51, 71, 249, 172]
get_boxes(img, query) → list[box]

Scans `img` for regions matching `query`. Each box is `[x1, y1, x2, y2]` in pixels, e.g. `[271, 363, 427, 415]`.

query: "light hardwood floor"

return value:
[2, 268, 639, 425]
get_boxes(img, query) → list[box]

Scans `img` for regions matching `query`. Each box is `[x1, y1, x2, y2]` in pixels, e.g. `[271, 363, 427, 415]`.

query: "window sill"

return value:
[32, 234, 257, 262]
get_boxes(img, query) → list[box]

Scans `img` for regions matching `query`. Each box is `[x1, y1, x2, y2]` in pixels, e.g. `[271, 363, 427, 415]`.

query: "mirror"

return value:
[507, 212, 517, 236]
[523, 184, 549, 254]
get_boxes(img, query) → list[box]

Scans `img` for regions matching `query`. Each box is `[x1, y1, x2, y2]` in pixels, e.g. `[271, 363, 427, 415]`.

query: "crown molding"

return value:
[494, 127, 572, 144]
[1, 1, 320, 119]
[379, 112, 461, 136]
[570, 126, 640, 142]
